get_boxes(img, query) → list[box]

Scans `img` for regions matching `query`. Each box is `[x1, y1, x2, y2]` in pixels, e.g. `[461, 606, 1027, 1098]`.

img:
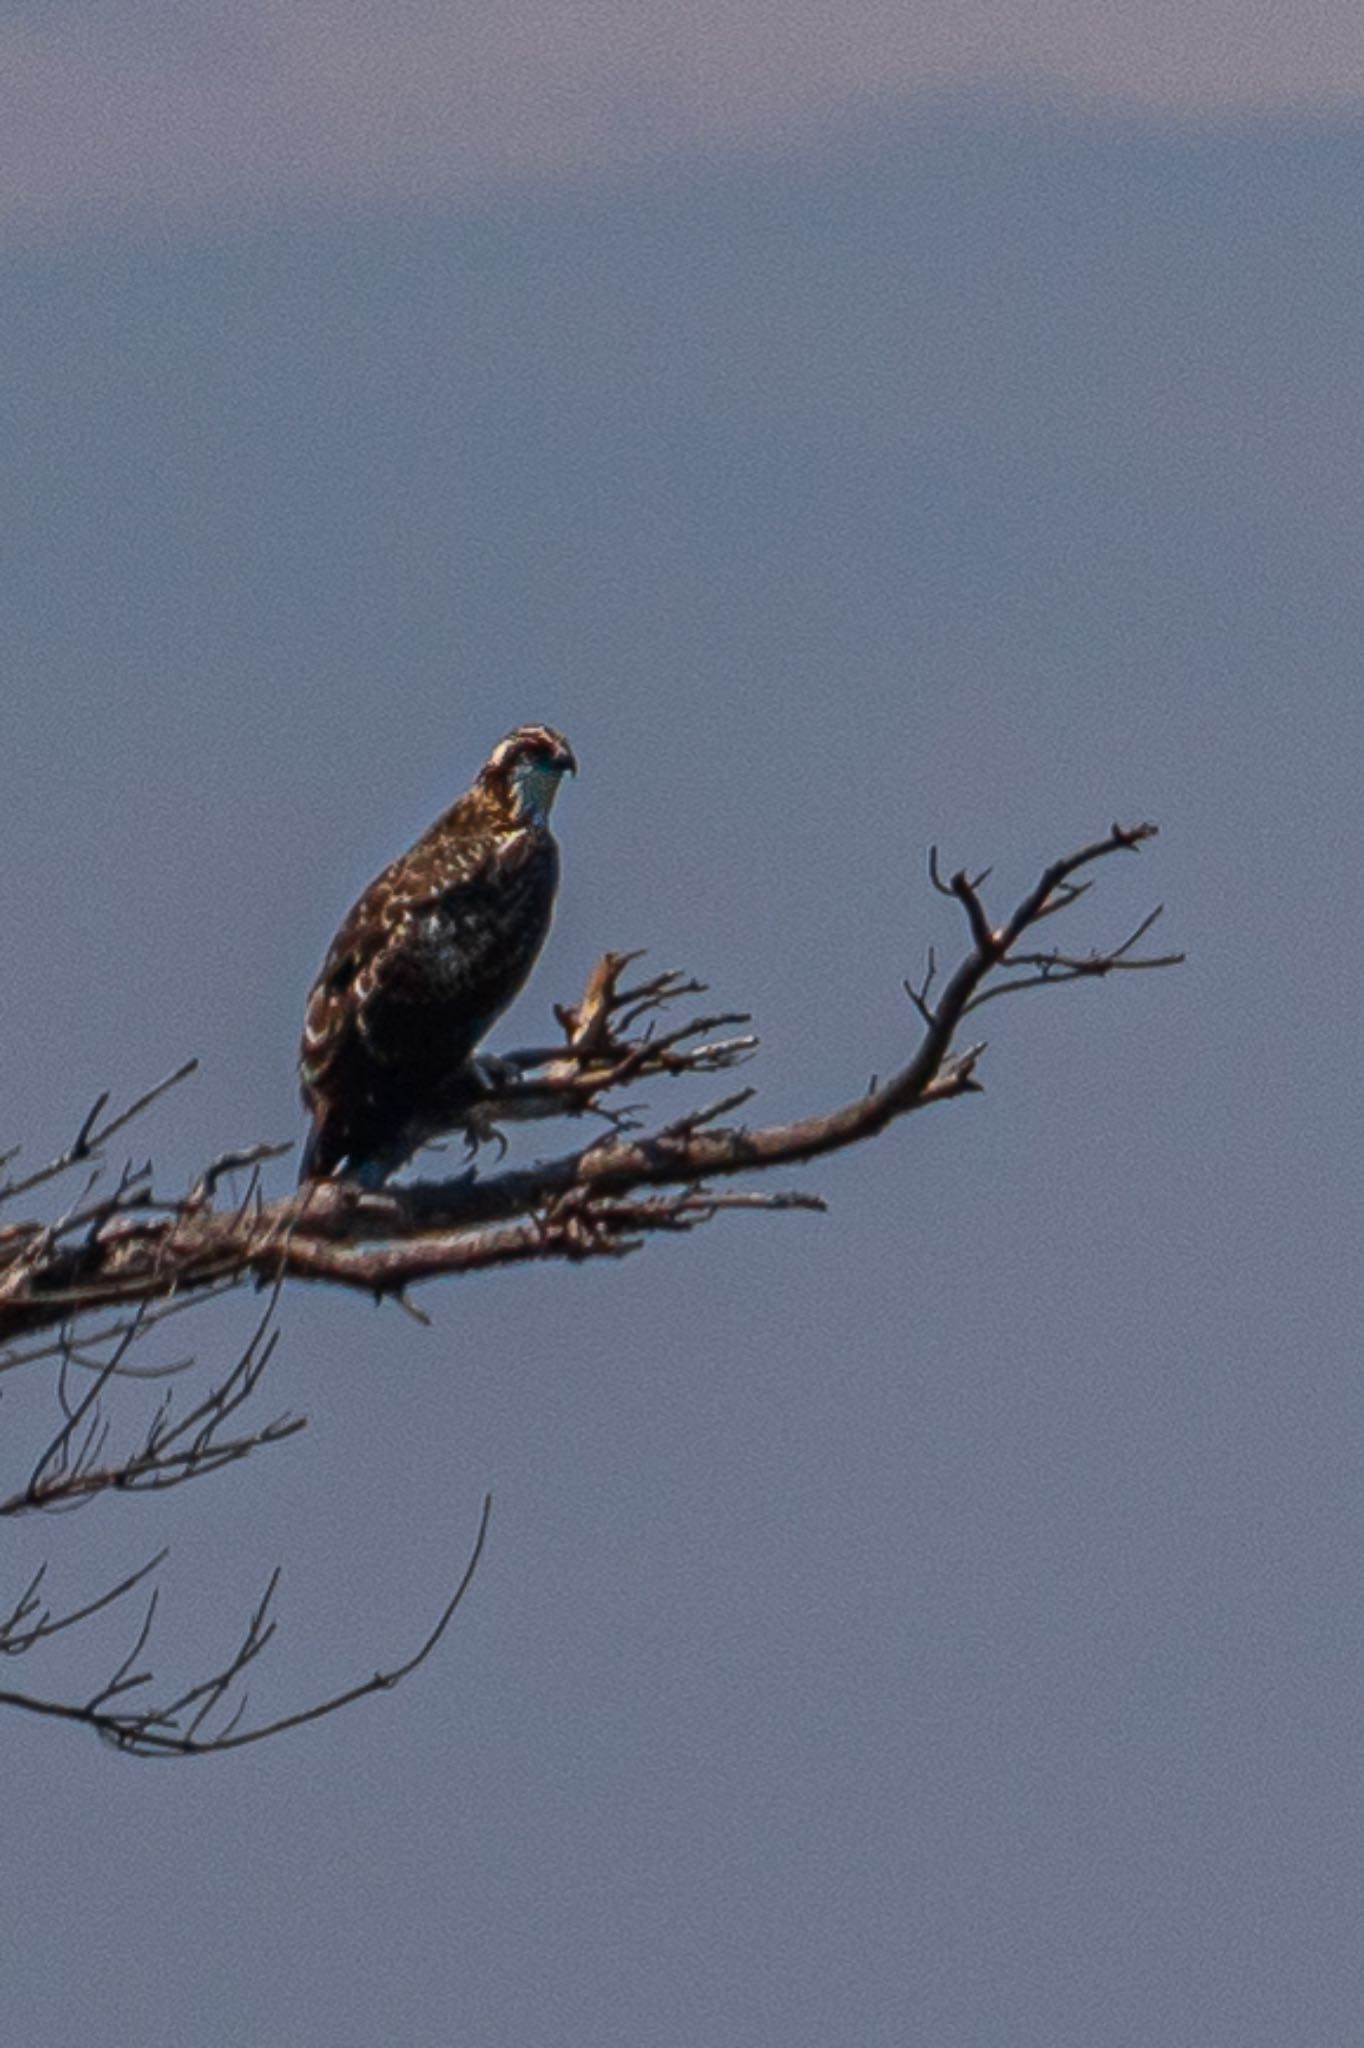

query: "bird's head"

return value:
[482, 725, 578, 825]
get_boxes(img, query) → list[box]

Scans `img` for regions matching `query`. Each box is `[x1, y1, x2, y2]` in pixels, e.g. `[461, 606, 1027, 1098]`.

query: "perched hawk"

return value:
[298, 724, 577, 1184]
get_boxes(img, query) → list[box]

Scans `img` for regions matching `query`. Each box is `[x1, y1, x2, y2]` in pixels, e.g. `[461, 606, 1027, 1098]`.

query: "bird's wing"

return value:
[300, 825, 558, 1097]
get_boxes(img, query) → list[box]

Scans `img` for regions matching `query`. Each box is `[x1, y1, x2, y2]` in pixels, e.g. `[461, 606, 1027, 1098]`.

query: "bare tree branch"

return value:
[0, 1494, 492, 1757]
[0, 1550, 167, 1654]
[0, 823, 1180, 1339]
[0, 1059, 199, 1209]
[0, 820, 1180, 1755]
[2, 1290, 304, 1518]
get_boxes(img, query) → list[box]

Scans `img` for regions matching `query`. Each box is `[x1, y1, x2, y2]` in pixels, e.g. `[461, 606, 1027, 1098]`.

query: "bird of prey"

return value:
[298, 724, 577, 1184]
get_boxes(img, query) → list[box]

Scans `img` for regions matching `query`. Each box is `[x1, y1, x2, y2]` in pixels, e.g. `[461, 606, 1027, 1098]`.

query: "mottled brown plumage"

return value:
[299, 725, 576, 1183]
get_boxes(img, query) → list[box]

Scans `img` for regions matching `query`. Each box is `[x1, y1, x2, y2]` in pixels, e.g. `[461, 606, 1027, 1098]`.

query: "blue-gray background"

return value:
[4, 66, 1363, 2048]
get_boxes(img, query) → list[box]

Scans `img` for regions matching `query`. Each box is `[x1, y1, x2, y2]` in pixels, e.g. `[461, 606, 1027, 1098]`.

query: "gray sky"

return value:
[4, 9, 1364, 2045]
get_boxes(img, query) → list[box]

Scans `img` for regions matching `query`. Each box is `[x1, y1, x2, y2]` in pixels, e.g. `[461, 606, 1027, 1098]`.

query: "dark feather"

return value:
[298, 724, 575, 1183]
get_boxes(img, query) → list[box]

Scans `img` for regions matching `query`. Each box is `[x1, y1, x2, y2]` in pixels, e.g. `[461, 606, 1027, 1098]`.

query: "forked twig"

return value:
[0, 1496, 492, 1757]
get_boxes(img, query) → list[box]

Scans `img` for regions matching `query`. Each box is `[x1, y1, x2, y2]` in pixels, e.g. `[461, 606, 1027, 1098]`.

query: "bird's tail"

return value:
[298, 1112, 394, 1187]
[297, 1113, 332, 1185]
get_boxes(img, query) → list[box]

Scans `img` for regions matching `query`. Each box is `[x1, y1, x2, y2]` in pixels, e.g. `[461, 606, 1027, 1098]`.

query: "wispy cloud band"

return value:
[6, 0, 1364, 238]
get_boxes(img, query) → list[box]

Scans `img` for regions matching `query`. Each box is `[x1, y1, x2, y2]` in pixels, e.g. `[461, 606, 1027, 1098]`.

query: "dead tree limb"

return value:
[0, 821, 1181, 1336]
[0, 820, 1180, 1754]
[0, 1492, 491, 1757]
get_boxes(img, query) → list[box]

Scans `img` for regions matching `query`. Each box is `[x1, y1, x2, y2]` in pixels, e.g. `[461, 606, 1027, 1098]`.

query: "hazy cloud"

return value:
[6, 0, 1364, 236]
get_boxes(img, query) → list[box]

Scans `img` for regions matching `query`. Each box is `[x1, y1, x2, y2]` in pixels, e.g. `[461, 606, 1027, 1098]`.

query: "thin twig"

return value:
[0, 1496, 493, 1757]
[0, 1061, 198, 1207]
